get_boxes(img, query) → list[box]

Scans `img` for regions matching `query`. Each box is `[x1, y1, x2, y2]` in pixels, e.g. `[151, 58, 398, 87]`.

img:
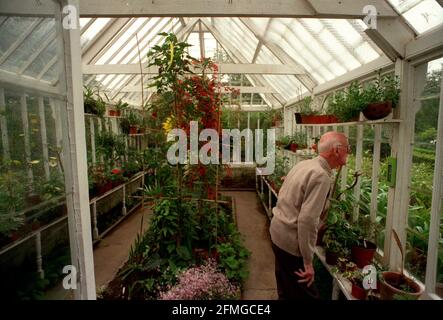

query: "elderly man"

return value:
[269, 131, 351, 300]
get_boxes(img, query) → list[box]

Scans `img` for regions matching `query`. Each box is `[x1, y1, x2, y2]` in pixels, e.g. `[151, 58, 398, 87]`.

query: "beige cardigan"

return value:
[269, 156, 333, 264]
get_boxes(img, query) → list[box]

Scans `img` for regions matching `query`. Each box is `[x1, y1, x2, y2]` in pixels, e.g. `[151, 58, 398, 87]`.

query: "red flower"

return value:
[111, 168, 122, 175]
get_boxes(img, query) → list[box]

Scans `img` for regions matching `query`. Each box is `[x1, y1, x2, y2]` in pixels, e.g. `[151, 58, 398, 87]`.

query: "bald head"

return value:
[318, 131, 348, 154]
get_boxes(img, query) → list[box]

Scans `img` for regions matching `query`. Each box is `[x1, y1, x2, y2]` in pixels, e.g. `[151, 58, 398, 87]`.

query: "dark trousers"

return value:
[272, 242, 320, 300]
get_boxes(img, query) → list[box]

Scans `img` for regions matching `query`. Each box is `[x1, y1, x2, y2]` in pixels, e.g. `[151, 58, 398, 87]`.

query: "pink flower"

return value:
[159, 259, 240, 300]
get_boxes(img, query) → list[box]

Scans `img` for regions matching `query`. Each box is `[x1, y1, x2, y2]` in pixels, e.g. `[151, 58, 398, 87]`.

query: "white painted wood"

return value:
[424, 70, 443, 295]
[203, 19, 282, 108]
[386, 59, 415, 271]
[92, 18, 139, 65]
[370, 125, 382, 224]
[58, 0, 96, 300]
[89, 117, 96, 164]
[80, 17, 96, 35]
[122, 184, 127, 216]
[239, 18, 316, 90]
[365, 17, 415, 60]
[38, 97, 50, 180]
[82, 18, 131, 64]
[35, 231, 44, 279]
[0, 69, 60, 97]
[284, 56, 394, 107]
[0, 88, 10, 161]
[341, 126, 349, 197]
[119, 85, 278, 94]
[406, 25, 443, 60]
[307, 0, 397, 17]
[20, 94, 33, 183]
[252, 41, 262, 64]
[82, 63, 305, 75]
[92, 202, 99, 240]
[353, 117, 364, 222]
[2, 0, 398, 17]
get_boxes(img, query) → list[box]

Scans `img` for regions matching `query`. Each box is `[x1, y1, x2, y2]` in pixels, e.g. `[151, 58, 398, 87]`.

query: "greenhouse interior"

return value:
[0, 0, 442, 302]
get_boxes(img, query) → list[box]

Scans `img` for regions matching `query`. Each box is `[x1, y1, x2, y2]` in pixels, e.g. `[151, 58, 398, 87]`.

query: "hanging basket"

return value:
[363, 101, 392, 120]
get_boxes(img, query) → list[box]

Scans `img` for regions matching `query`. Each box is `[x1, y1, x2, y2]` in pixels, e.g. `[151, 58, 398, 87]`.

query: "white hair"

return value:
[318, 132, 347, 153]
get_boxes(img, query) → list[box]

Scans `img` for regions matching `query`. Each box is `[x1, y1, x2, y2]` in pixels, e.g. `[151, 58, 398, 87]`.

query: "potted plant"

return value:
[83, 86, 106, 117]
[291, 132, 307, 151]
[350, 215, 380, 269]
[343, 269, 368, 300]
[326, 81, 366, 122]
[277, 135, 292, 149]
[362, 74, 400, 120]
[109, 99, 129, 117]
[126, 110, 141, 134]
[295, 96, 340, 124]
[379, 229, 423, 300]
[323, 231, 343, 265]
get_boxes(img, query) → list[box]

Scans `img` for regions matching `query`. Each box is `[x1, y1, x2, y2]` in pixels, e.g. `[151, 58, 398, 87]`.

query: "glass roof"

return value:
[387, 0, 443, 34]
[2, 1, 442, 108]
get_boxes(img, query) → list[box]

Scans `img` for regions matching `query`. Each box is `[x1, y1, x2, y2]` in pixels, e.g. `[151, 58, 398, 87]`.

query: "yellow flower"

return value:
[162, 116, 174, 134]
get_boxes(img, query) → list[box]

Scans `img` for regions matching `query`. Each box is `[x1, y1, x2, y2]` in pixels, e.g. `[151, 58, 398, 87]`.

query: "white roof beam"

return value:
[199, 20, 205, 59]
[285, 55, 393, 107]
[83, 63, 306, 75]
[240, 18, 317, 90]
[319, 20, 368, 65]
[224, 105, 271, 112]
[202, 19, 283, 108]
[0, 69, 60, 97]
[99, 19, 151, 65]
[1, 0, 398, 18]
[252, 42, 263, 64]
[82, 18, 131, 64]
[405, 24, 443, 60]
[119, 85, 278, 94]
[109, 19, 195, 100]
[365, 17, 416, 60]
[306, 0, 398, 18]
[80, 18, 97, 36]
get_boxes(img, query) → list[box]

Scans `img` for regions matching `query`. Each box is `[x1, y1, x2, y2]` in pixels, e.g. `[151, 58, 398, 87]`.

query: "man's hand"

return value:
[295, 263, 315, 287]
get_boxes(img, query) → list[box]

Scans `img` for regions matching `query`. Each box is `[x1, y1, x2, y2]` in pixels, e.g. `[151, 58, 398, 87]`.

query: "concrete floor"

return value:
[94, 206, 152, 291]
[223, 191, 278, 300]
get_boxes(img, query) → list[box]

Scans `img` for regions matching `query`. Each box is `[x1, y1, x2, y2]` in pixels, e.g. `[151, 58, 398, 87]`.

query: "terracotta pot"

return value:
[129, 126, 138, 134]
[289, 143, 298, 152]
[363, 101, 392, 120]
[352, 283, 368, 300]
[379, 271, 423, 300]
[109, 110, 116, 116]
[351, 240, 377, 268]
[325, 250, 339, 265]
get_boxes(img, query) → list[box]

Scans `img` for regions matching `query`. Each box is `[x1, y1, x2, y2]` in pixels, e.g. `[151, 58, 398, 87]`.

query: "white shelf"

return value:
[315, 246, 356, 300]
[298, 118, 402, 127]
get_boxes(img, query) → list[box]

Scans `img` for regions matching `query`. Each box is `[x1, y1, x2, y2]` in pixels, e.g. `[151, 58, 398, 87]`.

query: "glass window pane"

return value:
[406, 58, 441, 282]
[388, 0, 443, 34]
